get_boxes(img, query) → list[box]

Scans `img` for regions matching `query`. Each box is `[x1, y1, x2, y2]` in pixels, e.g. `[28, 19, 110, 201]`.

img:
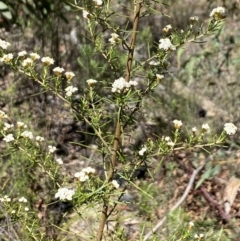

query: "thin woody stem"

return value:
[125, 1, 142, 82]
[96, 2, 142, 241]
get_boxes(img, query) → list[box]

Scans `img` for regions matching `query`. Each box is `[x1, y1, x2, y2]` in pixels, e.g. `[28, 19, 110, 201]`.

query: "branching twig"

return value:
[143, 165, 204, 241]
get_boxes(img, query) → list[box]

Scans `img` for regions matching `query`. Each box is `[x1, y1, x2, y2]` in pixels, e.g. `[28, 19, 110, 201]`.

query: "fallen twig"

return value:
[143, 165, 204, 241]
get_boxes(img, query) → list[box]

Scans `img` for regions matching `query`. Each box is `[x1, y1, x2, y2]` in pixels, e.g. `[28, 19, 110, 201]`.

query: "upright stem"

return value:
[125, 2, 142, 82]
[97, 2, 142, 241]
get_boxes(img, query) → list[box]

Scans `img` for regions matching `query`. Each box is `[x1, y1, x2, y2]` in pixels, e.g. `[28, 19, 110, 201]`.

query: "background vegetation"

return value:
[0, 0, 240, 240]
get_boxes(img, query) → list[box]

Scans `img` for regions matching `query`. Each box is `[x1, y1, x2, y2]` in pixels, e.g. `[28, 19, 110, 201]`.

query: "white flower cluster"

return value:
[0, 110, 8, 119]
[224, 123, 237, 135]
[202, 123, 210, 132]
[210, 7, 226, 20]
[22, 58, 33, 67]
[18, 51, 27, 57]
[3, 123, 14, 131]
[173, 119, 182, 129]
[111, 77, 138, 93]
[18, 197, 28, 203]
[194, 233, 204, 239]
[0, 195, 11, 202]
[41, 56, 54, 66]
[48, 145, 57, 153]
[0, 39, 10, 49]
[17, 121, 27, 129]
[109, 33, 120, 44]
[165, 136, 174, 147]
[3, 133, 14, 142]
[53, 67, 64, 76]
[21, 131, 34, 139]
[86, 79, 98, 87]
[83, 9, 91, 19]
[74, 166, 96, 182]
[156, 74, 164, 82]
[163, 24, 172, 33]
[65, 71, 75, 81]
[149, 60, 160, 66]
[65, 85, 78, 97]
[36, 136, 45, 142]
[55, 187, 75, 201]
[159, 38, 176, 51]
[93, 0, 103, 7]
[139, 146, 147, 156]
[0, 53, 13, 63]
[112, 180, 120, 189]
[30, 53, 40, 60]
[189, 16, 199, 24]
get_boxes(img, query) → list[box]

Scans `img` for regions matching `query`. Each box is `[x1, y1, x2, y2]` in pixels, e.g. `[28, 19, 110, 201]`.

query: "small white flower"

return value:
[194, 234, 199, 238]
[3, 134, 14, 142]
[108, 33, 120, 44]
[159, 38, 176, 51]
[74, 171, 89, 182]
[18, 51, 27, 57]
[65, 71, 75, 81]
[18, 197, 27, 203]
[24, 207, 29, 211]
[30, 53, 40, 60]
[21, 131, 33, 139]
[0, 110, 8, 119]
[166, 141, 174, 147]
[48, 145, 57, 153]
[0, 39, 11, 49]
[83, 9, 91, 19]
[3, 123, 14, 131]
[139, 146, 147, 156]
[202, 123, 210, 132]
[165, 137, 174, 146]
[173, 120, 182, 129]
[86, 79, 98, 87]
[55, 187, 75, 201]
[65, 85, 78, 97]
[55, 158, 63, 165]
[224, 123, 237, 135]
[149, 60, 160, 66]
[129, 80, 138, 87]
[22, 58, 33, 67]
[189, 221, 194, 227]
[163, 24, 172, 33]
[111, 77, 136, 93]
[36, 136, 45, 142]
[112, 77, 127, 93]
[11, 210, 16, 214]
[112, 180, 120, 189]
[17, 122, 27, 129]
[82, 166, 96, 174]
[0, 53, 13, 63]
[199, 234, 204, 238]
[41, 56, 54, 66]
[53, 67, 65, 76]
[156, 74, 164, 82]
[93, 0, 103, 7]
[210, 7, 227, 20]
[189, 16, 199, 25]
[165, 136, 171, 142]
[0, 195, 11, 202]
[192, 127, 197, 132]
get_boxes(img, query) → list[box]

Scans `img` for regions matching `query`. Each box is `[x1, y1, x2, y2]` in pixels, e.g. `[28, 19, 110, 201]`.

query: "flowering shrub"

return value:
[0, 2, 237, 241]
